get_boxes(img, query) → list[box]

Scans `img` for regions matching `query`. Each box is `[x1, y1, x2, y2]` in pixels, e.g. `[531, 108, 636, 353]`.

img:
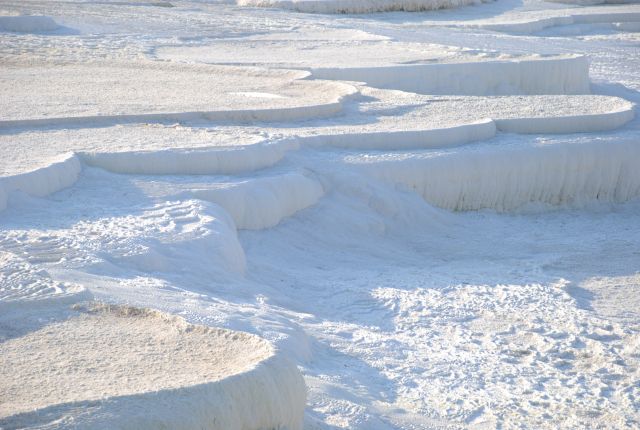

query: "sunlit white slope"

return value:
[356, 138, 640, 211]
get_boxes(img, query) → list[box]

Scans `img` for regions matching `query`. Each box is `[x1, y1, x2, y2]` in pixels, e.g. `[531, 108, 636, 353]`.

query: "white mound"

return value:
[0, 15, 58, 33]
[189, 172, 325, 230]
[117, 172, 323, 230]
[0, 153, 81, 212]
[0, 61, 356, 127]
[0, 303, 306, 430]
[236, 0, 490, 14]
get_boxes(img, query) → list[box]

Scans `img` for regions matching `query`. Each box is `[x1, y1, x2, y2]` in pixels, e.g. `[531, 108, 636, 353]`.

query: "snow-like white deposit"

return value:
[157, 42, 589, 96]
[0, 62, 356, 127]
[0, 153, 80, 212]
[357, 138, 640, 211]
[0, 94, 632, 215]
[311, 55, 591, 95]
[237, 0, 491, 14]
[1, 0, 640, 428]
[465, 5, 640, 34]
[189, 172, 325, 230]
[0, 125, 267, 177]
[81, 141, 295, 176]
[0, 88, 630, 217]
[0, 303, 306, 430]
[299, 119, 498, 150]
[156, 39, 470, 69]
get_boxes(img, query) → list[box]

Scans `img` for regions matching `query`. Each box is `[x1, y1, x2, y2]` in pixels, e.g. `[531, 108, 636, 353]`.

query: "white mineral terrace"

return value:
[0, 61, 356, 127]
[0, 302, 306, 429]
[1, 0, 639, 428]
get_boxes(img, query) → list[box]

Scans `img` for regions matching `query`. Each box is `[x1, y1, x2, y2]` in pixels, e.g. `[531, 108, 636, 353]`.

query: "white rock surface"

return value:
[0, 303, 306, 430]
[157, 41, 591, 96]
[0, 90, 632, 186]
[0, 153, 81, 212]
[0, 61, 356, 127]
[464, 4, 640, 34]
[190, 172, 325, 230]
[311, 55, 591, 95]
[356, 137, 640, 211]
[1, 0, 639, 428]
[156, 38, 472, 69]
[237, 0, 491, 14]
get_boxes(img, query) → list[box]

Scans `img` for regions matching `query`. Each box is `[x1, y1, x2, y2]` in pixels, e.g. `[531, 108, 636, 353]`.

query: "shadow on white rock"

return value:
[0, 15, 59, 33]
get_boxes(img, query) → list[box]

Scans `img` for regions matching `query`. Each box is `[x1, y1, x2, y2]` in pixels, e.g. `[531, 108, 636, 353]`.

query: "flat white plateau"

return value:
[0, 302, 306, 430]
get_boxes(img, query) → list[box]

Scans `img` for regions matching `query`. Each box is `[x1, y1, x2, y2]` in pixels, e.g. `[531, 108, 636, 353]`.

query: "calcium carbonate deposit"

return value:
[1, 0, 639, 429]
[0, 303, 306, 430]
